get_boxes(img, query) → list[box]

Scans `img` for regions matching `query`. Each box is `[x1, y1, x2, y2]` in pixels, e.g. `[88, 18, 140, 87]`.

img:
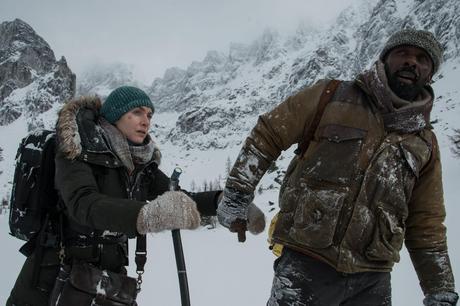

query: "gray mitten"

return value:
[137, 191, 201, 234]
[247, 203, 265, 234]
[424, 292, 459, 306]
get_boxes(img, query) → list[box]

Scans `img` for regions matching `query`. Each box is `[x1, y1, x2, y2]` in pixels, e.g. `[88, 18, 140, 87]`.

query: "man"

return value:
[217, 29, 458, 305]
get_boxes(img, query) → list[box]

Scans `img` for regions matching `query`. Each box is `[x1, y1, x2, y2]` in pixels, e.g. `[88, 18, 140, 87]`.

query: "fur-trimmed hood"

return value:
[56, 96, 161, 165]
[56, 96, 102, 160]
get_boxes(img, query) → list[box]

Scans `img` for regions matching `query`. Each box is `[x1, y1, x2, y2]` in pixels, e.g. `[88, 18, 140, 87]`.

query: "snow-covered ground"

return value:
[0, 145, 458, 305]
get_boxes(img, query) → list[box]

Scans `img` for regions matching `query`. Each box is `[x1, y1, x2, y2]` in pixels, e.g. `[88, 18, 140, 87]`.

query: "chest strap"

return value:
[295, 80, 342, 157]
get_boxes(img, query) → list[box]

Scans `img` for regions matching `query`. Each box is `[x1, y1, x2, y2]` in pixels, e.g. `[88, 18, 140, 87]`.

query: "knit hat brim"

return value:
[379, 29, 443, 75]
[106, 98, 153, 123]
[100, 86, 154, 124]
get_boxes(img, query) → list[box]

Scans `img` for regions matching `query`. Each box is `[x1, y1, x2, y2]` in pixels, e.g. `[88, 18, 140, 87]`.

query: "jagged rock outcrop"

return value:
[0, 19, 75, 128]
[148, 0, 459, 150]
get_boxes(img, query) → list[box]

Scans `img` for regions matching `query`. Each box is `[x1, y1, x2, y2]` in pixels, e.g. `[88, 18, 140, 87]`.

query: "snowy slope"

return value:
[1, 0, 460, 305]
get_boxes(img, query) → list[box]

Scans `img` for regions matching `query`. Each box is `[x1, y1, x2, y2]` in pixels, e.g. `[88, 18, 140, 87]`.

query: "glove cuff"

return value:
[223, 187, 254, 208]
[136, 203, 154, 235]
[217, 187, 254, 228]
[423, 291, 459, 306]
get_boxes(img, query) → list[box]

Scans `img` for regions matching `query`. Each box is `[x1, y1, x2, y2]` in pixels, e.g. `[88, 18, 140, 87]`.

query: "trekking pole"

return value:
[170, 167, 191, 306]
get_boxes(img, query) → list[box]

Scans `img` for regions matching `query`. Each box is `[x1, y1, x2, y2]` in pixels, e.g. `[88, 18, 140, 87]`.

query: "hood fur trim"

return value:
[56, 96, 162, 166]
[56, 96, 102, 160]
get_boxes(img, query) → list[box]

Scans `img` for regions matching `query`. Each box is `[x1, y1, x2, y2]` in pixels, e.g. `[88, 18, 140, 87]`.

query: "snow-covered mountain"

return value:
[1, 0, 460, 305]
[145, 0, 460, 152]
[0, 19, 75, 131]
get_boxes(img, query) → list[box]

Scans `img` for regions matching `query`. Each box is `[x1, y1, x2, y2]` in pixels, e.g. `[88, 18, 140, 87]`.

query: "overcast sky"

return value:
[1, 0, 356, 84]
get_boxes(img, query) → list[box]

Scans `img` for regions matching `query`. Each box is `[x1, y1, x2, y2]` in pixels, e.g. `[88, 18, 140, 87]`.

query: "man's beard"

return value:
[385, 64, 425, 101]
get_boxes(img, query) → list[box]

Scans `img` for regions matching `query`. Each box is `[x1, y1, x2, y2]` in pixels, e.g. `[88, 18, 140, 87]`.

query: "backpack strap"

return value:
[135, 234, 147, 291]
[31, 135, 59, 287]
[294, 80, 341, 157]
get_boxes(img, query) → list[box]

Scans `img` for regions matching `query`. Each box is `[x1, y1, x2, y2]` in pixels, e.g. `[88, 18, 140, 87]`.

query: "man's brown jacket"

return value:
[226, 79, 455, 295]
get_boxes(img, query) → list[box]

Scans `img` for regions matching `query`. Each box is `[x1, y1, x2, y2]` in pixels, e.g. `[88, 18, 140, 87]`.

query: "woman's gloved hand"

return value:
[137, 191, 201, 234]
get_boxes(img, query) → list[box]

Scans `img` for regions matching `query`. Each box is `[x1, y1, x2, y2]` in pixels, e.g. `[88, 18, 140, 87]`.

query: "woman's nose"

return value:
[141, 115, 150, 127]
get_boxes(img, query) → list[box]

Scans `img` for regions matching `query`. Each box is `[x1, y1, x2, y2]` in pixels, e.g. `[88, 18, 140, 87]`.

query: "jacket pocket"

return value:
[399, 135, 431, 179]
[289, 186, 347, 249]
[302, 124, 367, 185]
[51, 262, 138, 306]
[365, 206, 405, 263]
[397, 135, 432, 201]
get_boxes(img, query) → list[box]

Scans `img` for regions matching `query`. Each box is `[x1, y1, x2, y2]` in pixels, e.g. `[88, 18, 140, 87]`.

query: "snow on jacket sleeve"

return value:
[405, 133, 456, 295]
[55, 152, 145, 238]
[226, 80, 328, 195]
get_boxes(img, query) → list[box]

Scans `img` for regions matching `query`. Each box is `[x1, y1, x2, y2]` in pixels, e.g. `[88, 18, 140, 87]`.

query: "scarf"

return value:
[356, 61, 434, 133]
[99, 117, 157, 173]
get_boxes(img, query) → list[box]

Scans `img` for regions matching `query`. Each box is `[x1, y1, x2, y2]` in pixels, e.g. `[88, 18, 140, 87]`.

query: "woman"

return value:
[7, 86, 227, 305]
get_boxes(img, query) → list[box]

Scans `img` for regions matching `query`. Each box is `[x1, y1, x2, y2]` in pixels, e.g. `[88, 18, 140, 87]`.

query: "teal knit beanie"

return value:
[100, 86, 154, 124]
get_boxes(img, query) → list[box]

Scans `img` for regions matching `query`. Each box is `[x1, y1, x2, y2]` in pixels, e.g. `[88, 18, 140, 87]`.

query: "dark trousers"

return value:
[267, 248, 392, 306]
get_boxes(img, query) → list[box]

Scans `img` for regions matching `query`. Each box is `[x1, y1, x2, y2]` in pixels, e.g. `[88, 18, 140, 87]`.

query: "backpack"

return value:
[268, 80, 341, 256]
[9, 129, 60, 250]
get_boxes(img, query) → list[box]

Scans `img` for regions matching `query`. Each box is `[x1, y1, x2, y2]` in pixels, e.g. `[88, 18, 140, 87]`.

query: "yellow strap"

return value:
[267, 212, 284, 257]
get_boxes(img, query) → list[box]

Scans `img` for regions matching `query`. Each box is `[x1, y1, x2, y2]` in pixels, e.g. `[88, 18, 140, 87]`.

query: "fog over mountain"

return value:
[0, 0, 459, 304]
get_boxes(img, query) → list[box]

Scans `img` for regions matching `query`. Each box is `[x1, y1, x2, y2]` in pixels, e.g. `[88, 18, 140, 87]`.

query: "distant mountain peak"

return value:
[0, 18, 53, 60]
[145, 0, 460, 150]
[0, 19, 75, 129]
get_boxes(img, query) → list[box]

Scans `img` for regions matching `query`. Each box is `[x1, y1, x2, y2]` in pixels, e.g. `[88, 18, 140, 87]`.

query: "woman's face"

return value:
[115, 106, 153, 144]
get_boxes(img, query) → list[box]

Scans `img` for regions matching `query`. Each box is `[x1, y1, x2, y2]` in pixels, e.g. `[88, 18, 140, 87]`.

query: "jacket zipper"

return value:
[124, 161, 154, 200]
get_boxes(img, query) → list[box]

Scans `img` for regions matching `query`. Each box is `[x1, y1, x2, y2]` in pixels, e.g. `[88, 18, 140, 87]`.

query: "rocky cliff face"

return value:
[0, 19, 75, 130]
[145, 0, 460, 150]
[2, 0, 458, 149]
